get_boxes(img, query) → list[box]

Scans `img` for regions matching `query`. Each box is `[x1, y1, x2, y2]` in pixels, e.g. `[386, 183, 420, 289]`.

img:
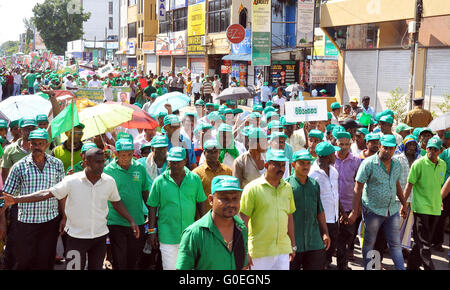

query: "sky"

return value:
[0, 0, 45, 45]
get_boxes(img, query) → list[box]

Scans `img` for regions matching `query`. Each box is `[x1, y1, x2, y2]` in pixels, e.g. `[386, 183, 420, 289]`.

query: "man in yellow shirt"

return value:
[239, 149, 296, 270]
[404, 98, 433, 129]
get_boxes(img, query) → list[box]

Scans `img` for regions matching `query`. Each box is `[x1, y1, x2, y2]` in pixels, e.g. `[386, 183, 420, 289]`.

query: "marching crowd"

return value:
[0, 66, 449, 271]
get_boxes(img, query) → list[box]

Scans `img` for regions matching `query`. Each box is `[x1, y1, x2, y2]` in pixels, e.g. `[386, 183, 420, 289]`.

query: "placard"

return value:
[285, 100, 328, 122]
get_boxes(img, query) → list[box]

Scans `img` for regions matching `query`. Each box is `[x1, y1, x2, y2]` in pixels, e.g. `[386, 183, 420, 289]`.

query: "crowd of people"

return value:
[0, 64, 449, 271]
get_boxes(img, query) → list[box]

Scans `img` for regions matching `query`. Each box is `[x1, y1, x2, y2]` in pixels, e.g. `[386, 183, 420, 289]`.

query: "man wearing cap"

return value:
[145, 135, 169, 182]
[347, 135, 407, 270]
[33, 75, 43, 93]
[0, 147, 140, 270]
[103, 139, 150, 270]
[193, 140, 233, 215]
[351, 128, 368, 157]
[402, 136, 446, 270]
[147, 147, 207, 270]
[0, 129, 65, 269]
[417, 127, 434, 157]
[286, 150, 330, 270]
[239, 149, 296, 270]
[306, 129, 324, 161]
[273, 87, 286, 115]
[24, 69, 37, 94]
[52, 123, 85, 171]
[35, 114, 49, 130]
[349, 97, 363, 118]
[379, 115, 403, 146]
[88, 75, 102, 88]
[0, 119, 9, 148]
[66, 142, 98, 174]
[194, 99, 205, 118]
[404, 98, 433, 129]
[197, 103, 216, 126]
[359, 133, 380, 160]
[176, 175, 248, 270]
[334, 132, 362, 270]
[134, 126, 158, 156]
[7, 120, 21, 144]
[268, 131, 293, 179]
[233, 128, 269, 188]
[308, 142, 343, 269]
[396, 123, 413, 140]
[64, 75, 78, 90]
[330, 102, 341, 125]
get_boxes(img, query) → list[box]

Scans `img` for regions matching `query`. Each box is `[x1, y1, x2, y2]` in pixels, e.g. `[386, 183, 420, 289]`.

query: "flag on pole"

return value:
[50, 101, 80, 139]
[358, 112, 372, 127]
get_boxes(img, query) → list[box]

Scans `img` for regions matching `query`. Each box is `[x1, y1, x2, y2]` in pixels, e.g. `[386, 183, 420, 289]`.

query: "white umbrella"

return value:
[428, 112, 450, 131]
[0, 94, 52, 121]
[216, 87, 254, 101]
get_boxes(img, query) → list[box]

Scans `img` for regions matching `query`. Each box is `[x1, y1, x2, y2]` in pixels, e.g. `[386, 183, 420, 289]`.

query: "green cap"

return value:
[140, 142, 153, 151]
[365, 133, 381, 142]
[203, 140, 220, 150]
[380, 134, 397, 147]
[265, 112, 279, 120]
[263, 106, 276, 115]
[357, 128, 370, 136]
[134, 103, 143, 109]
[315, 142, 341, 157]
[327, 112, 333, 120]
[320, 89, 327, 93]
[19, 118, 37, 128]
[195, 99, 205, 106]
[445, 131, 450, 139]
[332, 125, 346, 139]
[150, 93, 158, 99]
[194, 123, 213, 134]
[248, 127, 268, 139]
[418, 127, 433, 136]
[268, 120, 284, 130]
[233, 108, 243, 114]
[223, 108, 233, 115]
[264, 82, 269, 86]
[383, 109, 396, 117]
[395, 123, 413, 133]
[412, 127, 422, 138]
[218, 105, 228, 114]
[426, 136, 442, 150]
[308, 129, 324, 140]
[157, 111, 168, 119]
[9, 120, 19, 128]
[379, 115, 394, 124]
[211, 175, 242, 194]
[269, 131, 288, 141]
[335, 131, 352, 140]
[207, 111, 223, 122]
[331, 102, 341, 110]
[115, 139, 134, 151]
[253, 104, 263, 112]
[280, 116, 296, 126]
[117, 132, 133, 142]
[249, 112, 261, 119]
[205, 102, 215, 108]
[0, 119, 7, 128]
[150, 135, 169, 148]
[167, 147, 186, 161]
[28, 128, 49, 141]
[81, 142, 98, 153]
[241, 126, 254, 137]
[218, 123, 233, 132]
[184, 112, 198, 119]
[326, 124, 336, 133]
[292, 150, 314, 162]
[35, 114, 48, 123]
[226, 100, 236, 106]
[266, 101, 273, 107]
[163, 114, 180, 126]
[266, 149, 289, 162]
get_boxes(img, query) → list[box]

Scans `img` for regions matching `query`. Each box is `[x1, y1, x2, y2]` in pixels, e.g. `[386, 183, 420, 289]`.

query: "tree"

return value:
[385, 87, 408, 125]
[32, 0, 90, 55]
[23, 18, 35, 54]
[0, 41, 19, 56]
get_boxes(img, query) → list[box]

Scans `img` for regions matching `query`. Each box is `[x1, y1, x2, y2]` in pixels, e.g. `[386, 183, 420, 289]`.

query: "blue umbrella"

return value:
[146, 92, 191, 116]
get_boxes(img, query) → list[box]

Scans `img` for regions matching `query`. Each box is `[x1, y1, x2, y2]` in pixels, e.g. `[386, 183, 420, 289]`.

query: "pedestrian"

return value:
[306, 129, 324, 161]
[12, 69, 22, 96]
[404, 98, 433, 129]
[334, 132, 361, 270]
[176, 175, 248, 270]
[66, 142, 98, 175]
[145, 135, 169, 182]
[192, 76, 202, 102]
[213, 75, 222, 96]
[201, 76, 213, 103]
[378, 115, 403, 145]
[351, 128, 369, 157]
[24, 69, 36, 94]
[273, 87, 286, 115]
[361, 96, 375, 120]
[36, 114, 49, 130]
[0, 129, 65, 270]
[309, 141, 343, 269]
[347, 135, 408, 270]
[146, 147, 207, 270]
[359, 133, 380, 160]
[286, 150, 331, 270]
[403, 136, 446, 270]
[0, 147, 140, 270]
[395, 123, 414, 140]
[330, 102, 341, 125]
[417, 127, 434, 156]
[239, 149, 296, 270]
[52, 123, 85, 171]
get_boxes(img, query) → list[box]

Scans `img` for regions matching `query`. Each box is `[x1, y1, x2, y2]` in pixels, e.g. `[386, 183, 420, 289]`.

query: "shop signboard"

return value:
[252, 0, 271, 66]
[271, 61, 298, 86]
[309, 60, 338, 83]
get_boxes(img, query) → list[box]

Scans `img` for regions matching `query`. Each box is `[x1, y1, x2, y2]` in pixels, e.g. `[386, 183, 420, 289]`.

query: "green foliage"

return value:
[385, 87, 408, 125]
[32, 0, 90, 55]
[436, 93, 450, 114]
[0, 41, 19, 56]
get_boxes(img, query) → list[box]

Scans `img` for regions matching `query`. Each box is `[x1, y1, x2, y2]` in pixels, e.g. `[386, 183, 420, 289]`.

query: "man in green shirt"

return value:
[35, 114, 49, 130]
[286, 150, 330, 270]
[24, 69, 37, 94]
[176, 175, 248, 270]
[66, 142, 98, 174]
[103, 138, 150, 270]
[52, 123, 85, 171]
[403, 136, 446, 270]
[417, 127, 434, 156]
[147, 147, 206, 270]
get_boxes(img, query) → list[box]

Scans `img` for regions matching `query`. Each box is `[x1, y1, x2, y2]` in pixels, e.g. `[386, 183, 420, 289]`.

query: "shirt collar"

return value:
[25, 153, 56, 166]
[198, 210, 246, 232]
[260, 174, 287, 189]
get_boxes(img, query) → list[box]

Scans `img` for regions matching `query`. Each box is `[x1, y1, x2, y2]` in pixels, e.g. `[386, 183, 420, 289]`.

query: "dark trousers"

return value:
[349, 216, 362, 252]
[193, 92, 201, 102]
[14, 216, 60, 270]
[3, 205, 18, 269]
[407, 213, 440, 270]
[203, 93, 212, 103]
[108, 225, 146, 270]
[66, 234, 107, 270]
[326, 222, 339, 266]
[290, 249, 326, 270]
[432, 195, 450, 247]
[336, 211, 356, 269]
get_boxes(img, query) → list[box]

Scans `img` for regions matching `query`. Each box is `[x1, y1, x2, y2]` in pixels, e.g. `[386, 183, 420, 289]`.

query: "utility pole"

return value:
[407, 0, 423, 110]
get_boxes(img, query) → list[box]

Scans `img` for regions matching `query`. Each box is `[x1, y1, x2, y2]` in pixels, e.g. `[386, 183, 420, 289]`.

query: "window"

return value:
[109, 17, 113, 30]
[109, 2, 113, 14]
[128, 22, 137, 38]
[159, 11, 172, 33]
[208, 0, 230, 33]
[128, 0, 136, 6]
[239, 8, 247, 28]
[173, 8, 187, 32]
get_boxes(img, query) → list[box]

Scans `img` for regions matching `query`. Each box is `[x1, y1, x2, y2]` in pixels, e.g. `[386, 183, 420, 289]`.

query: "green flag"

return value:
[0, 145, 4, 159]
[50, 102, 80, 139]
[359, 112, 372, 127]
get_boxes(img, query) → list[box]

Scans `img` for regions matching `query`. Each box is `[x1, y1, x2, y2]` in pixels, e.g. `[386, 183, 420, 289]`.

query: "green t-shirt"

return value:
[104, 159, 150, 226]
[66, 161, 84, 174]
[0, 139, 29, 169]
[176, 210, 248, 270]
[408, 156, 447, 216]
[143, 85, 156, 97]
[147, 167, 206, 244]
[52, 143, 82, 171]
[25, 73, 37, 88]
[285, 175, 325, 253]
[439, 148, 450, 182]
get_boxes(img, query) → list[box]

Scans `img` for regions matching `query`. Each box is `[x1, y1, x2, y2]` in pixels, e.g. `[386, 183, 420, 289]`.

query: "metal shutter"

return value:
[174, 57, 187, 74]
[376, 50, 411, 112]
[424, 48, 450, 111]
[343, 50, 378, 107]
[160, 56, 171, 74]
[146, 55, 157, 75]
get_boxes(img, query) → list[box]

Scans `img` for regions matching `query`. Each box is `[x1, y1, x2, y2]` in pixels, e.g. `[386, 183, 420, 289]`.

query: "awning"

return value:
[222, 54, 251, 61]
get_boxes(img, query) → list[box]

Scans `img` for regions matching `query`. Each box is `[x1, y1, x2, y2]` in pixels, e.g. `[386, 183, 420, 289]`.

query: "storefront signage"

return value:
[252, 0, 271, 66]
[158, 0, 167, 21]
[285, 99, 328, 122]
[309, 60, 338, 83]
[227, 24, 245, 44]
[271, 60, 298, 86]
[297, 0, 314, 45]
[188, 0, 206, 55]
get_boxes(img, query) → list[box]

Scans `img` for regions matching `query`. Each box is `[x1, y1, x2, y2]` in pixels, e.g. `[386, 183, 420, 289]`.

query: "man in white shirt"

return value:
[12, 69, 22, 96]
[260, 82, 272, 107]
[272, 87, 286, 115]
[103, 80, 114, 102]
[309, 142, 344, 269]
[0, 148, 139, 270]
[192, 76, 202, 102]
[213, 75, 222, 95]
[88, 75, 102, 88]
[64, 75, 78, 90]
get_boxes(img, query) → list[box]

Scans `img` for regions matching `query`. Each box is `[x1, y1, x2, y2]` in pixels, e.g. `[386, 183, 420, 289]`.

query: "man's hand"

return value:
[289, 250, 296, 262]
[322, 233, 331, 251]
[66, 169, 74, 176]
[59, 216, 67, 235]
[339, 211, 349, 224]
[147, 233, 159, 249]
[130, 222, 140, 239]
[243, 254, 253, 270]
[0, 194, 16, 208]
[400, 204, 408, 219]
[346, 211, 358, 225]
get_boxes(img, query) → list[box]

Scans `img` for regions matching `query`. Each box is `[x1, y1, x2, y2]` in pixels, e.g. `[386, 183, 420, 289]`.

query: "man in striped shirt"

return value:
[201, 76, 213, 103]
[1, 129, 65, 269]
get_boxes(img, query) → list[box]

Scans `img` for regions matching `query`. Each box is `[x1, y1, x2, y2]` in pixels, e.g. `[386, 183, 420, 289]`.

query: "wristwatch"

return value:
[292, 246, 297, 252]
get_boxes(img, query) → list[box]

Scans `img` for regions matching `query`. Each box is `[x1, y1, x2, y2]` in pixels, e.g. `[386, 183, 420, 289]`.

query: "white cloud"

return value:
[0, 0, 45, 45]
